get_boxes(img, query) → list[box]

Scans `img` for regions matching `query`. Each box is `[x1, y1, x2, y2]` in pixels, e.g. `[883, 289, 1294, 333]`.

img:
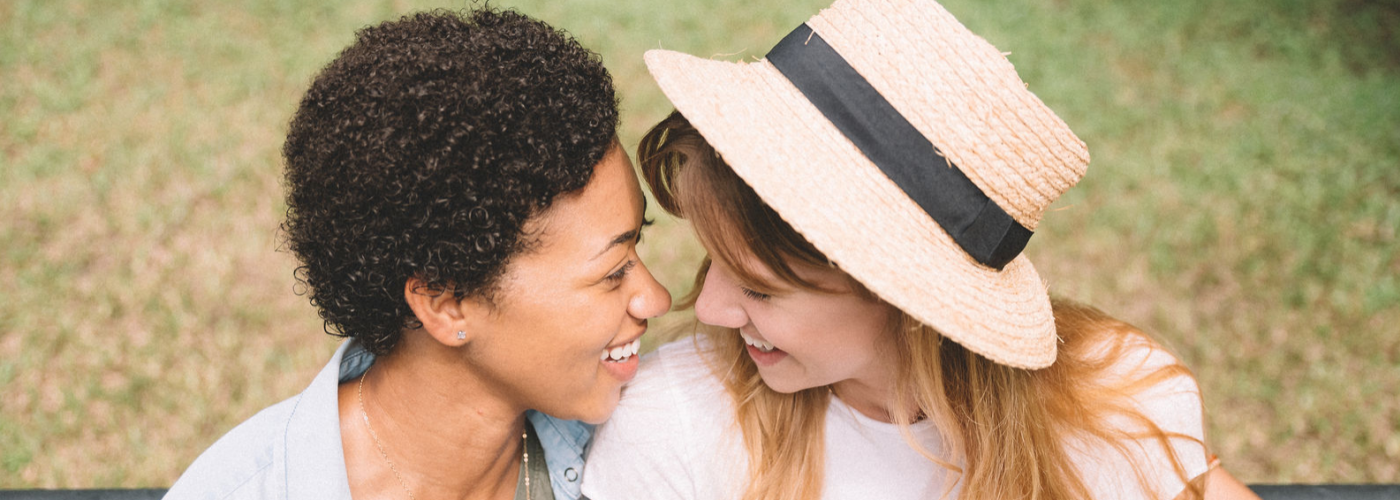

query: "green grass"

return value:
[1, 0, 1396, 487]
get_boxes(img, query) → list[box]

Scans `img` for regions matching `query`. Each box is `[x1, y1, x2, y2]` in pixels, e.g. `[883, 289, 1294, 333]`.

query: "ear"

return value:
[403, 278, 487, 347]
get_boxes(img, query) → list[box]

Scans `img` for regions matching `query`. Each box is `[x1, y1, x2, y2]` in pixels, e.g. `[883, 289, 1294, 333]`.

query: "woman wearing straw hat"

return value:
[582, 0, 1258, 498]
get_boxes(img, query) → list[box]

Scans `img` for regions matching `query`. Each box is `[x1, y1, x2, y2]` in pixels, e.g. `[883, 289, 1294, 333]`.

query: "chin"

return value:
[550, 391, 621, 425]
[757, 375, 809, 394]
[576, 399, 620, 425]
[578, 412, 612, 426]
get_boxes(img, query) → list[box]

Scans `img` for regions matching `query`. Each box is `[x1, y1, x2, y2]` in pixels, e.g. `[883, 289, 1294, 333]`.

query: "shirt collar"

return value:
[279, 340, 590, 500]
[283, 340, 370, 499]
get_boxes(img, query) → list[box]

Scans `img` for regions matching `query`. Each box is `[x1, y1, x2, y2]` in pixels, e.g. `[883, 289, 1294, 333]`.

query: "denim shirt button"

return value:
[565, 467, 579, 481]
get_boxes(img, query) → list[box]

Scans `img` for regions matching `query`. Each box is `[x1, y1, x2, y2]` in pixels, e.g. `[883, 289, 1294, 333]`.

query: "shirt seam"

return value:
[215, 460, 276, 500]
[280, 392, 305, 500]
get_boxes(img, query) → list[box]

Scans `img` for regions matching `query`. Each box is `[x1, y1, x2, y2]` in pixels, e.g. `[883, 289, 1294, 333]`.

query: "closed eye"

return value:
[740, 287, 771, 301]
[637, 217, 654, 243]
[605, 260, 638, 284]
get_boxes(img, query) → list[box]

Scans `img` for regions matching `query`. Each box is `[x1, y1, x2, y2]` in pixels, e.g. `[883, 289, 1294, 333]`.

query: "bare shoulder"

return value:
[1201, 468, 1263, 500]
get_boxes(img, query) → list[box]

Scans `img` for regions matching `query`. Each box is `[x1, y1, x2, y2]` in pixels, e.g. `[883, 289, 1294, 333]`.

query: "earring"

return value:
[456, 330, 466, 340]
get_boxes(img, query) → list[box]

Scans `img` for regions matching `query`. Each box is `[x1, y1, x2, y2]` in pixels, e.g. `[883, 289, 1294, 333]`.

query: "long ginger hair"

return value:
[639, 110, 1208, 500]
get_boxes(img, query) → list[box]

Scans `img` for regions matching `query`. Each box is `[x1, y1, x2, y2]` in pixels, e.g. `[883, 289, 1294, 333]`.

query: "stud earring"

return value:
[457, 330, 466, 340]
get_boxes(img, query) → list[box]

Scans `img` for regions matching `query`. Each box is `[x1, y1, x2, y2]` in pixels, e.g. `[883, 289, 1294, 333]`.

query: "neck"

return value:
[831, 355, 924, 424]
[832, 378, 906, 424]
[340, 331, 526, 500]
[831, 325, 926, 424]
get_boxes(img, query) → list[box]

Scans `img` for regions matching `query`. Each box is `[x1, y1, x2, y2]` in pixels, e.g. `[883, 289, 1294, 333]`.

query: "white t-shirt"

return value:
[582, 338, 1209, 499]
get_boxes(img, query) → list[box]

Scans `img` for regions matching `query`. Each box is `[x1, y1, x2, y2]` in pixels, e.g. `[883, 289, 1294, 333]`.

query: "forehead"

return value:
[519, 144, 642, 259]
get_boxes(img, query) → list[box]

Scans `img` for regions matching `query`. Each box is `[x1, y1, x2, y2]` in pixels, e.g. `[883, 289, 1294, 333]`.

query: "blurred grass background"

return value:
[1, 0, 1397, 488]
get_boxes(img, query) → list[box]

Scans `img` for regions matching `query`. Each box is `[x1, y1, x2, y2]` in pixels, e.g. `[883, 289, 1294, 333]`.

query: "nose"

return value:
[693, 262, 748, 329]
[629, 260, 672, 320]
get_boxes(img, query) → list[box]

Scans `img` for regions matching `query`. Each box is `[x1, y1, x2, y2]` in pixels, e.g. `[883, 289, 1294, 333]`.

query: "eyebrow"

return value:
[592, 190, 654, 260]
[591, 196, 650, 260]
[592, 229, 640, 260]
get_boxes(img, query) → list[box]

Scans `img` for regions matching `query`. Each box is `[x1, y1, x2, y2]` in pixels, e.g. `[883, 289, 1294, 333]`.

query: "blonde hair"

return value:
[639, 110, 1207, 500]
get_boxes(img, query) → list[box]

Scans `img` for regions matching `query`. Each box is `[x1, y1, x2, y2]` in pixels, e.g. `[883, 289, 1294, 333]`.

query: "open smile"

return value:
[600, 338, 641, 362]
[599, 337, 642, 383]
[740, 331, 776, 352]
[740, 331, 788, 366]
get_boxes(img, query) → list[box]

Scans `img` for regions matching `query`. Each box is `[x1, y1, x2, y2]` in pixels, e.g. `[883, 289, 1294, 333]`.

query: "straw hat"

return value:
[644, 0, 1089, 368]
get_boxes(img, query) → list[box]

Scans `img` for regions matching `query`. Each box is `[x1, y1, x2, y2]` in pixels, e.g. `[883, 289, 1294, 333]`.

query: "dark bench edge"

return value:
[3, 485, 1400, 499]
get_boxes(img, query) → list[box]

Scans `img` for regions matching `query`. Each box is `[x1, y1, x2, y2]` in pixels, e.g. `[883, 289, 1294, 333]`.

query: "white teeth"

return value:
[739, 332, 776, 352]
[602, 339, 642, 362]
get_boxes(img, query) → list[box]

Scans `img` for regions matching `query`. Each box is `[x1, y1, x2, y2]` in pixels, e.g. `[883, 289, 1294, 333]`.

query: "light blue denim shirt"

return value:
[165, 340, 592, 499]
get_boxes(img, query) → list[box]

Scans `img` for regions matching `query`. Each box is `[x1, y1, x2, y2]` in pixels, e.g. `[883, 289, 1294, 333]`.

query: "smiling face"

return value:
[634, 113, 901, 397]
[694, 256, 897, 394]
[460, 144, 671, 424]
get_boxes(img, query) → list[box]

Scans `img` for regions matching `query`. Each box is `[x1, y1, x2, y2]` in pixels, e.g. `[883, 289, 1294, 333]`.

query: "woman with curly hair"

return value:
[167, 8, 669, 500]
[583, 0, 1258, 499]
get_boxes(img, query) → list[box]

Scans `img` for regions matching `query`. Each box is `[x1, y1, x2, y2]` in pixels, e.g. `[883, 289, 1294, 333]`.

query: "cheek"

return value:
[545, 294, 617, 342]
[819, 301, 893, 353]
[852, 310, 893, 345]
[548, 300, 628, 372]
[754, 305, 843, 351]
[500, 309, 598, 382]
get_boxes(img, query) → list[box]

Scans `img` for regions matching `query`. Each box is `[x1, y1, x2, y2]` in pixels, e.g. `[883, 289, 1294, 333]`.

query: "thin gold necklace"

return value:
[357, 365, 530, 500]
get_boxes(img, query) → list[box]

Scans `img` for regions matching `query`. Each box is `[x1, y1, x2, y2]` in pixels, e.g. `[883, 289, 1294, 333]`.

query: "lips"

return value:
[740, 331, 788, 366]
[599, 338, 643, 383]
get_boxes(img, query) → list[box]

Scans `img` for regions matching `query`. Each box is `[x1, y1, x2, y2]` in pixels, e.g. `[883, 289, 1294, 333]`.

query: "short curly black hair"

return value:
[281, 8, 618, 356]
